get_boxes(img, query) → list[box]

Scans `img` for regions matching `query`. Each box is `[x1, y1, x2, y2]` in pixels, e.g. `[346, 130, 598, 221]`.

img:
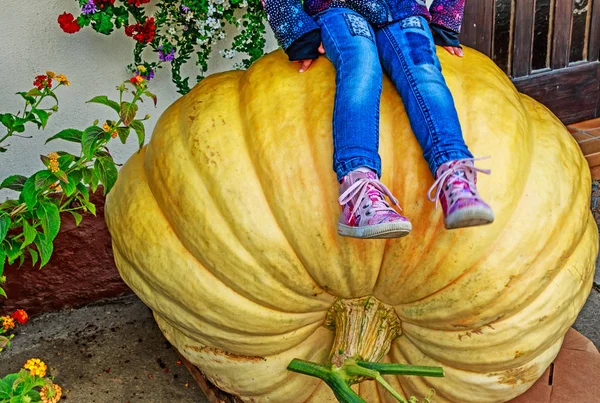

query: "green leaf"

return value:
[0, 114, 15, 129]
[144, 90, 158, 107]
[89, 170, 99, 193]
[53, 170, 68, 184]
[76, 183, 89, 202]
[64, 170, 82, 196]
[116, 127, 130, 144]
[0, 175, 27, 191]
[16, 91, 36, 105]
[37, 202, 60, 242]
[129, 120, 146, 150]
[0, 214, 9, 244]
[70, 211, 83, 227]
[20, 176, 37, 211]
[1, 374, 18, 386]
[94, 12, 114, 34]
[95, 156, 118, 195]
[0, 248, 5, 278]
[34, 233, 53, 268]
[34, 170, 55, 190]
[58, 152, 76, 170]
[26, 88, 43, 97]
[120, 102, 138, 126]
[87, 96, 120, 113]
[45, 128, 83, 144]
[6, 241, 23, 265]
[21, 221, 37, 249]
[31, 109, 49, 129]
[26, 247, 38, 267]
[81, 126, 107, 160]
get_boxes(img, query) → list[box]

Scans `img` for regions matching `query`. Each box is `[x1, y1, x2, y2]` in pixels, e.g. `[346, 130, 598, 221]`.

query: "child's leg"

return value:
[314, 8, 383, 181]
[373, 16, 472, 174]
[374, 17, 493, 229]
[314, 8, 411, 238]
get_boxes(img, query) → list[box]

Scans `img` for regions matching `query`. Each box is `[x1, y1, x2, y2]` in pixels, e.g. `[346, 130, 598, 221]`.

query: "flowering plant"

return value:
[0, 72, 156, 298]
[0, 358, 62, 403]
[0, 310, 28, 352]
[59, 0, 267, 94]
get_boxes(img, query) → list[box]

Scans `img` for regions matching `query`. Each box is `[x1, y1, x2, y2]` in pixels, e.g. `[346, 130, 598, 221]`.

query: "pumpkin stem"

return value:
[287, 296, 444, 402]
[325, 296, 402, 367]
[288, 358, 442, 403]
[287, 359, 366, 403]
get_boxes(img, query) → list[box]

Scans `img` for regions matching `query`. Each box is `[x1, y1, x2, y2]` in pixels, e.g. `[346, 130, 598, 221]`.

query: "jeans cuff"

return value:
[335, 157, 382, 182]
[428, 149, 474, 175]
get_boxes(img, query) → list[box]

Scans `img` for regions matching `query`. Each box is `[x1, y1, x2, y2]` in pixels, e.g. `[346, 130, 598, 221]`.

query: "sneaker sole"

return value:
[445, 206, 495, 230]
[338, 221, 412, 239]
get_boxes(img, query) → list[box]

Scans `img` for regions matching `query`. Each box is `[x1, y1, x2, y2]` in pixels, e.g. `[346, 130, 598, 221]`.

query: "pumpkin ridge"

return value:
[140, 145, 307, 316]
[145, 73, 333, 314]
[236, 66, 340, 300]
[114, 231, 326, 343]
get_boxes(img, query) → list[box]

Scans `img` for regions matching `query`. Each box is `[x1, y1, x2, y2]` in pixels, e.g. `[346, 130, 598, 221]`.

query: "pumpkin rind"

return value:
[105, 48, 597, 403]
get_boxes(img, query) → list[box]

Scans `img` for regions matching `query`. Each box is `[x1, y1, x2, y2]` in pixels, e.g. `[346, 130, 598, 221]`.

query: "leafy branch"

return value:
[0, 73, 157, 298]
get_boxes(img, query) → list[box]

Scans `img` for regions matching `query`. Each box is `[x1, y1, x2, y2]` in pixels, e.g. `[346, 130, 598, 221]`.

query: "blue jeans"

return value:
[313, 8, 473, 181]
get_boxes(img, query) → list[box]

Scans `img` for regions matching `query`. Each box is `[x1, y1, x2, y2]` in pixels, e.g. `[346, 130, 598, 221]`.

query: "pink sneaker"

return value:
[338, 168, 411, 239]
[428, 158, 494, 229]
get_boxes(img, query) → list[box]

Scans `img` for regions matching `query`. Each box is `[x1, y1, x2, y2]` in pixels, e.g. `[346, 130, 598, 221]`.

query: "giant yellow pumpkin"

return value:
[105, 48, 597, 402]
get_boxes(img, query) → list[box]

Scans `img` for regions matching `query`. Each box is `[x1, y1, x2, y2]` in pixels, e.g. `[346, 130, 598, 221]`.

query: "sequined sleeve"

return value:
[261, 0, 320, 50]
[429, 0, 465, 33]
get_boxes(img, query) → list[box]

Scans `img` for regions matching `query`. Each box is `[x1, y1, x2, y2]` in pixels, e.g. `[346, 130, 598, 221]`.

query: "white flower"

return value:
[219, 49, 237, 59]
[168, 27, 177, 35]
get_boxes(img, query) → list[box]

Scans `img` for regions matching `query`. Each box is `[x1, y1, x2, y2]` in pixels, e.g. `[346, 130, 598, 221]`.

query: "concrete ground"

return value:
[1, 183, 599, 403]
[0, 296, 206, 403]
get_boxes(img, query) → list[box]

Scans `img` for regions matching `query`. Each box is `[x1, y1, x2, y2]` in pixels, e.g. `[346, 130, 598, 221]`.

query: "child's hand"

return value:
[296, 42, 326, 72]
[443, 46, 464, 57]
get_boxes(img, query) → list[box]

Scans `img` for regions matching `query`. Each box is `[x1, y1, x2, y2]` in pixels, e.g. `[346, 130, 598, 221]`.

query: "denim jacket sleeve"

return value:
[429, 0, 465, 33]
[261, 0, 320, 51]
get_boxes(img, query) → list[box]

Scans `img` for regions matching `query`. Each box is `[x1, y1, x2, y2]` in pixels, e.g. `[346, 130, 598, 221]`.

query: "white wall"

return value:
[0, 0, 278, 198]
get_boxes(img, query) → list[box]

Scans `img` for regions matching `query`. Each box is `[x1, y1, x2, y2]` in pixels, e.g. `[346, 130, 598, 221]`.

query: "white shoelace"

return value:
[338, 177, 400, 219]
[427, 157, 491, 209]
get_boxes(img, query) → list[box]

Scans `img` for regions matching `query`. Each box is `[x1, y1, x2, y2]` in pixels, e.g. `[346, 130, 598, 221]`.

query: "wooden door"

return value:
[460, 0, 600, 124]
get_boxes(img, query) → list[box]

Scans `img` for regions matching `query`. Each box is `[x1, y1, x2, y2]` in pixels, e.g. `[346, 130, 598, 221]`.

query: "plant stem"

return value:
[356, 361, 444, 378]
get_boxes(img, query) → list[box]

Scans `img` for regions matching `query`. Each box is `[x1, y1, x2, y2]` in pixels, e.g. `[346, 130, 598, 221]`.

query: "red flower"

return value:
[125, 17, 156, 43]
[33, 75, 52, 90]
[127, 0, 151, 6]
[57, 12, 81, 34]
[95, 0, 116, 9]
[11, 310, 29, 325]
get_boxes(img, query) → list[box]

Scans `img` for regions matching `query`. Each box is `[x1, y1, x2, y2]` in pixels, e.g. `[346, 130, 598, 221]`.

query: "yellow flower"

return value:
[137, 65, 147, 73]
[47, 152, 59, 161]
[135, 75, 144, 84]
[46, 71, 56, 79]
[23, 358, 47, 378]
[40, 383, 62, 403]
[103, 122, 111, 132]
[49, 160, 59, 173]
[1, 316, 15, 331]
[49, 182, 62, 192]
[56, 74, 70, 86]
